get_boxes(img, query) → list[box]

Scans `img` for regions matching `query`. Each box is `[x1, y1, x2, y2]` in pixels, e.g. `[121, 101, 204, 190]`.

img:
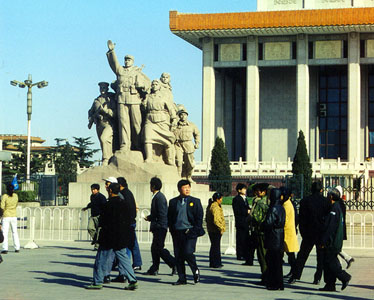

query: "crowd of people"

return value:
[0, 176, 354, 292]
[81, 177, 353, 293]
[231, 181, 353, 291]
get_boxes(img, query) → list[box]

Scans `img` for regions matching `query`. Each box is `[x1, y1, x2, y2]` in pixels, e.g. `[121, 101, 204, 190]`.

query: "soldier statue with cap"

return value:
[174, 105, 200, 182]
[106, 40, 151, 152]
[88, 82, 117, 166]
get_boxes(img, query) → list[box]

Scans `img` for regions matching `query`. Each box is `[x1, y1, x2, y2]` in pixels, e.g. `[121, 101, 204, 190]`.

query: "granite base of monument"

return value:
[68, 151, 210, 208]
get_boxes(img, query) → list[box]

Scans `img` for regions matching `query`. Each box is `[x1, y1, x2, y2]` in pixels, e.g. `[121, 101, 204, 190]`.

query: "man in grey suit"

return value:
[145, 177, 176, 275]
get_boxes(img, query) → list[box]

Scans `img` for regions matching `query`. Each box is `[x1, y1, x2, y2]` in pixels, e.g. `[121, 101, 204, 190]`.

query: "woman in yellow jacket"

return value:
[280, 187, 299, 277]
[1, 184, 20, 253]
[206, 192, 226, 268]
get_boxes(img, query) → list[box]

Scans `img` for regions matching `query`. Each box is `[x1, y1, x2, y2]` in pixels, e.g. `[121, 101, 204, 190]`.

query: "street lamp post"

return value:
[10, 74, 48, 183]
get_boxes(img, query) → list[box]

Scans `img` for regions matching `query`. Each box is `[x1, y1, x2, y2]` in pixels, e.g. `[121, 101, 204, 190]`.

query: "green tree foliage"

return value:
[208, 137, 232, 195]
[292, 130, 313, 197]
[2, 141, 47, 178]
[73, 137, 99, 168]
[54, 140, 77, 197]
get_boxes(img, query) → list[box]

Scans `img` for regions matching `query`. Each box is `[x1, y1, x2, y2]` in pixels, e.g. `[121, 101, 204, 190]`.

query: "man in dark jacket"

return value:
[168, 179, 205, 285]
[289, 181, 330, 284]
[263, 188, 286, 291]
[117, 177, 142, 271]
[85, 183, 138, 290]
[82, 184, 107, 250]
[319, 188, 351, 292]
[232, 183, 254, 265]
[145, 177, 176, 275]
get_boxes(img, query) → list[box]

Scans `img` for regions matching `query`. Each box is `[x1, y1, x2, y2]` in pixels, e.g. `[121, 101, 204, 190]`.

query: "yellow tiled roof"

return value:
[170, 8, 374, 31]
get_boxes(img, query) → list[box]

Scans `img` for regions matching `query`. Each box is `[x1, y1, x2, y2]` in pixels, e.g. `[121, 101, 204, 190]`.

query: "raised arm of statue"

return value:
[106, 40, 121, 74]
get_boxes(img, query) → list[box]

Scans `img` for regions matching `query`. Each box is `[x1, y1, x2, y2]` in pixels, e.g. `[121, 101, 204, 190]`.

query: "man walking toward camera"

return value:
[144, 177, 176, 276]
[168, 180, 205, 285]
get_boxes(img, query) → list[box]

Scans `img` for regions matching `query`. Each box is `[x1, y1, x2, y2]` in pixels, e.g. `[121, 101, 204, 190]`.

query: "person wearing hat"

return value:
[143, 79, 177, 164]
[88, 82, 117, 166]
[106, 40, 151, 151]
[174, 105, 200, 182]
[85, 183, 138, 290]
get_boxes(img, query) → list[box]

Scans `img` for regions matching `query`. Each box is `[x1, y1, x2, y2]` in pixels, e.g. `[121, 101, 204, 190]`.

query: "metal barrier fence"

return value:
[14, 207, 374, 250]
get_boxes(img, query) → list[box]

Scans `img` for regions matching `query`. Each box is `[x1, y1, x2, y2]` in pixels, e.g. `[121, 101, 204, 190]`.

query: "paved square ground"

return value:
[0, 241, 373, 300]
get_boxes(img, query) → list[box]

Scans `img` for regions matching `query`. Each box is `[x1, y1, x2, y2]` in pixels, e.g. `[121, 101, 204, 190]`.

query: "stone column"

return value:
[348, 32, 361, 162]
[202, 37, 216, 163]
[297, 34, 310, 150]
[246, 36, 260, 162]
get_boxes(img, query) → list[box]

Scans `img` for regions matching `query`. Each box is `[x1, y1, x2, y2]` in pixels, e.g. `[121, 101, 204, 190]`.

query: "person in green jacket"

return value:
[319, 188, 351, 292]
[250, 183, 269, 284]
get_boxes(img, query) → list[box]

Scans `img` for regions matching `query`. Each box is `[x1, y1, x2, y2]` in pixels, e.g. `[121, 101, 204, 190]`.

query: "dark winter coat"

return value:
[168, 195, 205, 239]
[321, 201, 344, 253]
[148, 191, 168, 231]
[98, 195, 135, 250]
[232, 195, 250, 230]
[299, 192, 330, 242]
[119, 188, 137, 225]
[86, 192, 107, 217]
[264, 189, 286, 251]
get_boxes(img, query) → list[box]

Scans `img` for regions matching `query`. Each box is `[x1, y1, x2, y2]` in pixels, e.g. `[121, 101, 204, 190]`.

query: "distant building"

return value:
[0, 134, 55, 175]
[170, 0, 374, 185]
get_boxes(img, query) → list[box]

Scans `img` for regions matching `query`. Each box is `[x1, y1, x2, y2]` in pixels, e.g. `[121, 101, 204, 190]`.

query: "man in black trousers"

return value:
[168, 179, 205, 285]
[145, 177, 176, 275]
[232, 183, 254, 265]
[289, 181, 330, 284]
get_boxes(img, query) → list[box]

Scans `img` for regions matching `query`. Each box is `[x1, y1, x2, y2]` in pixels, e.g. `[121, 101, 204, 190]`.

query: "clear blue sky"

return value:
[0, 0, 257, 162]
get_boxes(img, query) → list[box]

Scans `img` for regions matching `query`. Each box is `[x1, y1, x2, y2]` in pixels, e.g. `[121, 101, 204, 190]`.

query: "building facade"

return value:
[170, 1, 374, 180]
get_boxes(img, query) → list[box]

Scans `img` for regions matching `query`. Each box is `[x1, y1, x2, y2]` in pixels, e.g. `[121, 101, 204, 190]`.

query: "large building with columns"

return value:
[170, 0, 374, 180]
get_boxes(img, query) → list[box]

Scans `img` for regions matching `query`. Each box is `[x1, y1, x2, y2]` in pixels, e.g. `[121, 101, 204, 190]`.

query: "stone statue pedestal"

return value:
[68, 151, 211, 208]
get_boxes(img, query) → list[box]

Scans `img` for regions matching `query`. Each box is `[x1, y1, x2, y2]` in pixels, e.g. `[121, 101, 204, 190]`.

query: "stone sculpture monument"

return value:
[85, 41, 202, 180]
[72, 40, 209, 208]
[88, 82, 117, 166]
[106, 40, 150, 152]
[174, 105, 200, 182]
[143, 79, 177, 165]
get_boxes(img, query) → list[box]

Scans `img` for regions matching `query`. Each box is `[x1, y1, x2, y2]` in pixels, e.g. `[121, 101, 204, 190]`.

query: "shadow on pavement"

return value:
[30, 271, 91, 288]
[49, 260, 93, 268]
[293, 291, 372, 300]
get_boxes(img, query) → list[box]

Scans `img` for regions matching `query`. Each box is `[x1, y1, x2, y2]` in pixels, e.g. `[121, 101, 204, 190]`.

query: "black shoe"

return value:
[144, 270, 158, 276]
[103, 276, 111, 284]
[341, 275, 351, 291]
[267, 286, 284, 291]
[242, 261, 253, 266]
[319, 285, 336, 292]
[133, 266, 141, 271]
[111, 275, 126, 283]
[288, 276, 297, 284]
[313, 279, 320, 285]
[210, 265, 223, 269]
[1, 251, 8, 254]
[347, 258, 355, 269]
[171, 266, 177, 275]
[15, 250, 20, 253]
[193, 270, 200, 284]
[0, 255, 3, 264]
[172, 280, 187, 286]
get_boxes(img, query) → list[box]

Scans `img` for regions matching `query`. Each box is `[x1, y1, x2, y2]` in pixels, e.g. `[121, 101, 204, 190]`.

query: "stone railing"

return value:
[193, 157, 374, 177]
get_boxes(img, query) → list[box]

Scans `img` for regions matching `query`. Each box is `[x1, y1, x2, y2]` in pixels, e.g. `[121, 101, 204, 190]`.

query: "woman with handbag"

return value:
[1, 183, 20, 254]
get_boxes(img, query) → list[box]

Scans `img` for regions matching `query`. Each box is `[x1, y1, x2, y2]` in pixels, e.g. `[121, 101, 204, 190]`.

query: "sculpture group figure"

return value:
[88, 40, 199, 180]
